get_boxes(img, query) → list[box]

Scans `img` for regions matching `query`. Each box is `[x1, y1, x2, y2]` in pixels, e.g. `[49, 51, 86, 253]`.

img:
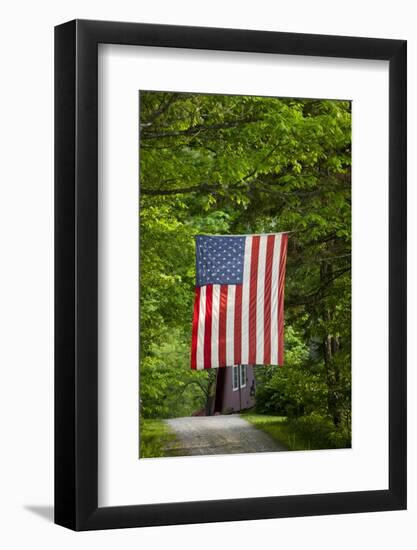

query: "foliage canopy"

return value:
[139, 91, 351, 441]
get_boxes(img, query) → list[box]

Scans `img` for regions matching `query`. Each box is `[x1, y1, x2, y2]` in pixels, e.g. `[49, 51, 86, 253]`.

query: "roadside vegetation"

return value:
[243, 412, 351, 451]
[140, 419, 185, 458]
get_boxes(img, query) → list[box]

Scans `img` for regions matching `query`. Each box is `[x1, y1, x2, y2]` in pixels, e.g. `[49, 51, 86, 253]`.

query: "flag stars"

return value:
[195, 235, 245, 286]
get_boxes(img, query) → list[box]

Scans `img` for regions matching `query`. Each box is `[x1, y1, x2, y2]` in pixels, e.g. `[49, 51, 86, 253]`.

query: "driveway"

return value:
[165, 414, 286, 456]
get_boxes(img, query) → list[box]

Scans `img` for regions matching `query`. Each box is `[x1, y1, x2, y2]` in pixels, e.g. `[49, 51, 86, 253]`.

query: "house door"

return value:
[213, 368, 226, 413]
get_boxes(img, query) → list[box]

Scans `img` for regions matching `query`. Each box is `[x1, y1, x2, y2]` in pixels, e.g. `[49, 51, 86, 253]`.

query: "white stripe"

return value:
[211, 284, 220, 368]
[226, 284, 235, 367]
[270, 234, 281, 365]
[241, 236, 252, 365]
[256, 235, 268, 364]
[196, 285, 206, 370]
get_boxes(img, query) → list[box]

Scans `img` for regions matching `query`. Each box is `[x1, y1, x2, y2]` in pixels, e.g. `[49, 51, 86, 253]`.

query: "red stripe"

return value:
[218, 285, 228, 367]
[190, 287, 200, 369]
[248, 236, 260, 364]
[278, 234, 288, 366]
[234, 284, 243, 365]
[263, 235, 275, 364]
[204, 285, 213, 369]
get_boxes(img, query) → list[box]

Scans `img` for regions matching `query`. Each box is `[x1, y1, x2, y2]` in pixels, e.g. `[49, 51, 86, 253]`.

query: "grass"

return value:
[140, 418, 185, 458]
[242, 412, 351, 451]
[140, 413, 351, 458]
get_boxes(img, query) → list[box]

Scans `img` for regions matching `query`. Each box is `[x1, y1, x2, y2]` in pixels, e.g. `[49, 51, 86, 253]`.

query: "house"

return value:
[212, 365, 256, 414]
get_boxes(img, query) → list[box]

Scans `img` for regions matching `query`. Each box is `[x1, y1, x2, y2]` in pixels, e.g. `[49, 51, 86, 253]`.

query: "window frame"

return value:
[240, 365, 247, 389]
[232, 365, 239, 391]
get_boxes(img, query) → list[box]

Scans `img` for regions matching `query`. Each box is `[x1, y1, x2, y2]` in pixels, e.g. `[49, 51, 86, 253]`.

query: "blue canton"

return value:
[195, 235, 245, 287]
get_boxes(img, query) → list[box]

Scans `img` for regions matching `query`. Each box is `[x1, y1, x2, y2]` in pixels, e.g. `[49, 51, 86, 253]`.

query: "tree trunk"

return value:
[204, 370, 217, 416]
[321, 260, 342, 427]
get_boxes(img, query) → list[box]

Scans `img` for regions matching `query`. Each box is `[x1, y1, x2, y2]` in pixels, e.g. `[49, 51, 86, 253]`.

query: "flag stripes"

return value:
[225, 285, 236, 367]
[219, 285, 228, 368]
[278, 233, 288, 366]
[191, 232, 288, 369]
[241, 236, 252, 365]
[190, 286, 200, 370]
[249, 235, 260, 365]
[211, 284, 220, 369]
[234, 284, 242, 365]
[263, 234, 275, 364]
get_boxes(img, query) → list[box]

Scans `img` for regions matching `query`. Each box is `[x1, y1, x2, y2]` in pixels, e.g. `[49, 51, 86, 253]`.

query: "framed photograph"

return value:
[55, 19, 406, 530]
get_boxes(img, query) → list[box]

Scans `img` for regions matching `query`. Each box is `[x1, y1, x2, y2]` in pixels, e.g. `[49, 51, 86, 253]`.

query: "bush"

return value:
[255, 327, 328, 418]
[286, 412, 351, 449]
[255, 364, 328, 417]
[140, 330, 208, 419]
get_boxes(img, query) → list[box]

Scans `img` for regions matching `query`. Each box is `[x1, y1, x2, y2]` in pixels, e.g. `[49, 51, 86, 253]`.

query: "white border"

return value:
[98, 44, 389, 507]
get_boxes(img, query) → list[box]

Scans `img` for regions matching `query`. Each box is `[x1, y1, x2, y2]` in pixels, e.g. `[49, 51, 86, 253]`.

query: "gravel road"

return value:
[165, 414, 286, 456]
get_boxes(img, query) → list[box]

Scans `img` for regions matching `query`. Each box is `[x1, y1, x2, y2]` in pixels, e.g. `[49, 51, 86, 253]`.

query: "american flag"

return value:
[191, 233, 288, 369]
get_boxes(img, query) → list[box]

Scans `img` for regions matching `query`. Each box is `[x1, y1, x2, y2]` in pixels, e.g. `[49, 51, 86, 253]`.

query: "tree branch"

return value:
[286, 266, 351, 307]
[141, 182, 221, 196]
[141, 117, 261, 139]
[140, 93, 181, 128]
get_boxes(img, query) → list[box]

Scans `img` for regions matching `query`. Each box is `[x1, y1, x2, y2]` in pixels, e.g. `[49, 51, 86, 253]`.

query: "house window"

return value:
[232, 364, 247, 391]
[232, 365, 239, 391]
[240, 365, 247, 388]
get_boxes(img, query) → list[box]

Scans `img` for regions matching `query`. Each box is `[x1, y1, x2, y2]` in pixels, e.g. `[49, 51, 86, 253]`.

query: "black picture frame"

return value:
[55, 19, 407, 531]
